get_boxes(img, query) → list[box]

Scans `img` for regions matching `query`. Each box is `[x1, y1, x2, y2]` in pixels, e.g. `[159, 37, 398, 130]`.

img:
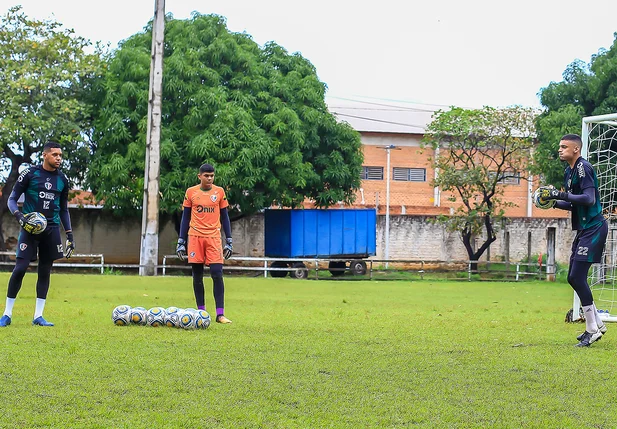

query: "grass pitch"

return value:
[0, 274, 616, 428]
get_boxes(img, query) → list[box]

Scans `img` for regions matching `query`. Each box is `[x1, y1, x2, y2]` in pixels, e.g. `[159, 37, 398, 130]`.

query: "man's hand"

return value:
[15, 212, 38, 234]
[538, 186, 567, 201]
[223, 238, 233, 260]
[176, 238, 188, 262]
[65, 233, 75, 259]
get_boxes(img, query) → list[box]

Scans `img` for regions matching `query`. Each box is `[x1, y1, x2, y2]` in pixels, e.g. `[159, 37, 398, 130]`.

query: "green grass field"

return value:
[1, 274, 616, 428]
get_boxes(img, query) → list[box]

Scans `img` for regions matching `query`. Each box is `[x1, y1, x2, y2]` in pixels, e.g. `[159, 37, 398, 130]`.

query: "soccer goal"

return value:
[570, 113, 617, 322]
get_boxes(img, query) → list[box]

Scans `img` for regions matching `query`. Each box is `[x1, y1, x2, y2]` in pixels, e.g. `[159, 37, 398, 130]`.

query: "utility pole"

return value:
[139, 0, 165, 276]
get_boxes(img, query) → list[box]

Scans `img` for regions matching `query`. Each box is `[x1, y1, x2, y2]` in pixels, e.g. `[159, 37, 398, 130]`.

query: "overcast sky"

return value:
[2, 0, 617, 108]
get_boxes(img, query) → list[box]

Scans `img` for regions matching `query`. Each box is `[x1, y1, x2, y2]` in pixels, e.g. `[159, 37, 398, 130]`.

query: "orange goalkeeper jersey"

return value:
[182, 184, 229, 237]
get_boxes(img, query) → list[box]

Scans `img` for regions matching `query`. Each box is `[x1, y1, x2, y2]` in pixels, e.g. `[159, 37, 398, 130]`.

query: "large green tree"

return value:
[423, 106, 536, 270]
[534, 33, 617, 186]
[88, 13, 363, 220]
[0, 7, 103, 249]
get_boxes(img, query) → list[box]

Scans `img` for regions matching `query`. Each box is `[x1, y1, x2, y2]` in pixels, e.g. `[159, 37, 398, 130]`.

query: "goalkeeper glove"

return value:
[14, 212, 38, 234]
[223, 238, 233, 260]
[538, 186, 568, 201]
[65, 232, 75, 259]
[176, 238, 188, 262]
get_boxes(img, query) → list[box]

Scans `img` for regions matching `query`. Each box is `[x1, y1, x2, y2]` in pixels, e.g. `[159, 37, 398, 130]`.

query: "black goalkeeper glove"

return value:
[14, 212, 38, 234]
[223, 238, 233, 260]
[176, 238, 188, 262]
[538, 186, 568, 201]
[65, 233, 75, 259]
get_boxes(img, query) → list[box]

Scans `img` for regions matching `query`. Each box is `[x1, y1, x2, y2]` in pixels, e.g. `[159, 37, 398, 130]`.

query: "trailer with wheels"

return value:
[264, 209, 376, 279]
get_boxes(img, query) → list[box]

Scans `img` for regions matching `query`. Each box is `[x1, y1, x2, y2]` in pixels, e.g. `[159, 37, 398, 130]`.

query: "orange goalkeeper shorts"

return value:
[187, 236, 223, 265]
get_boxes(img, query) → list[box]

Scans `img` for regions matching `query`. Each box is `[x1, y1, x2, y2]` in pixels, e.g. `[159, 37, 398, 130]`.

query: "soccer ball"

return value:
[112, 305, 132, 326]
[130, 306, 148, 325]
[165, 307, 182, 328]
[194, 310, 211, 329]
[147, 307, 166, 327]
[179, 309, 196, 330]
[28, 212, 47, 235]
[532, 188, 556, 210]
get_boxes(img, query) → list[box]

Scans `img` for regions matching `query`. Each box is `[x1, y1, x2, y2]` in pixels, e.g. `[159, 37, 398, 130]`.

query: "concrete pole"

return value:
[139, 0, 165, 276]
[385, 147, 391, 269]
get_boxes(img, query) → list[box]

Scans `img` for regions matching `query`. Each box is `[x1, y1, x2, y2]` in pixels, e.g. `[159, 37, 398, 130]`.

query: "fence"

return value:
[0, 251, 554, 281]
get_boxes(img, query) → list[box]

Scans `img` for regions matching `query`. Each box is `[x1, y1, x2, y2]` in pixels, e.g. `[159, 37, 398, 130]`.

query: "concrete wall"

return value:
[2, 210, 575, 264]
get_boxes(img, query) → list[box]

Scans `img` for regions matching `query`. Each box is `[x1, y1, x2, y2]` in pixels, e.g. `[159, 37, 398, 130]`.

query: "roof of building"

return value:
[326, 96, 448, 134]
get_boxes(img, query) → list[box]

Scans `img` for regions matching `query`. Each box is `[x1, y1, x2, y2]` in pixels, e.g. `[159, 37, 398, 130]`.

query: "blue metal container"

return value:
[264, 209, 376, 258]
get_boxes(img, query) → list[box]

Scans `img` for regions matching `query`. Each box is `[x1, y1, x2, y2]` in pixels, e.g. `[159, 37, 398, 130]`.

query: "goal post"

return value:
[571, 113, 617, 322]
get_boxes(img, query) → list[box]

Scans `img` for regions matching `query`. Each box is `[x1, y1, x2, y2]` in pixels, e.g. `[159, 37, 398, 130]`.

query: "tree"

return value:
[87, 13, 363, 221]
[0, 7, 103, 249]
[534, 33, 617, 186]
[423, 106, 536, 270]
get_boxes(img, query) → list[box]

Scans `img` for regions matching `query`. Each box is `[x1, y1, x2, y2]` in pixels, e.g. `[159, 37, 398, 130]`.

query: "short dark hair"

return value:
[561, 134, 582, 146]
[43, 141, 61, 152]
[199, 163, 215, 174]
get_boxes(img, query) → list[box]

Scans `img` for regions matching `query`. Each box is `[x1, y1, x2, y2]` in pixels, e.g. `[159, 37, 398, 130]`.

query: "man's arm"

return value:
[220, 207, 233, 259]
[60, 179, 75, 258]
[176, 207, 191, 261]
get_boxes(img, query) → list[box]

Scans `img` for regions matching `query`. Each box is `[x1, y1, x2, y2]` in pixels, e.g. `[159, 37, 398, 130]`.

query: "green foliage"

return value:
[88, 13, 362, 217]
[534, 33, 617, 186]
[422, 106, 536, 264]
[4, 274, 616, 428]
[0, 6, 104, 187]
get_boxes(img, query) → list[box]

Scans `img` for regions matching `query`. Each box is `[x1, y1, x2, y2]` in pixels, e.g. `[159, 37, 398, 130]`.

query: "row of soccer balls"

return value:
[112, 305, 211, 329]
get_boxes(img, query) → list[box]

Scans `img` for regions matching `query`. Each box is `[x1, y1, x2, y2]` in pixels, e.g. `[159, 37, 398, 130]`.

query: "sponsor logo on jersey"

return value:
[196, 205, 215, 213]
[210, 194, 218, 202]
[190, 252, 196, 257]
[44, 182, 52, 190]
[577, 162, 585, 178]
[39, 191, 55, 201]
[19, 243, 27, 251]
[17, 168, 29, 182]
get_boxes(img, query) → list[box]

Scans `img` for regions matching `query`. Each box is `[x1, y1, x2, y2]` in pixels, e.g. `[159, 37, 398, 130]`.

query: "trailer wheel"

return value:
[270, 261, 289, 278]
[350, 260, 367, 275]
[329, 261, 346, 277]
[290, 262, 308, 279]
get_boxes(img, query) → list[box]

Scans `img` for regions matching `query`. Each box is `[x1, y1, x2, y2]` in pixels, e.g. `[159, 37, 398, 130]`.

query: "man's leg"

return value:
[0, 258, 30, 327]
[568, 260, 602, 346]
[33, 260, 53, 324]
[191, 263, 206, 310]
[209, 263, 231, 323]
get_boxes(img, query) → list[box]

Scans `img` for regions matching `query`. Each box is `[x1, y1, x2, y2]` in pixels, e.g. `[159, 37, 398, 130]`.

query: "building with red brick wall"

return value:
[326, 97, 568, 220]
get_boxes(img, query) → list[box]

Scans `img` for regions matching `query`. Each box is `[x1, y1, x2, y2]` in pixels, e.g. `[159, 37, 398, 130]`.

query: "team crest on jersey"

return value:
[577, 162, 585, 178]
[45, 182, 52, 190]
[210, 194, 218, 202]
[19, 243, 27, 251]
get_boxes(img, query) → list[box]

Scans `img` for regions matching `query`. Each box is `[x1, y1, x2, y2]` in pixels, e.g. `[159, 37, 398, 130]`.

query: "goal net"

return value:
[571, 113, 617, 322]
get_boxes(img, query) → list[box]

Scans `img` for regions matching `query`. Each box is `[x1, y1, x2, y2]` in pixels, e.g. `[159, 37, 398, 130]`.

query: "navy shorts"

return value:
[571, 220, 608, 263]
[16, 226, 64, 263]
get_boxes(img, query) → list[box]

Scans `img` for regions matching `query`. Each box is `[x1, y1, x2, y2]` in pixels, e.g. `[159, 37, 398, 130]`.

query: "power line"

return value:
[334, 112, 427, 129]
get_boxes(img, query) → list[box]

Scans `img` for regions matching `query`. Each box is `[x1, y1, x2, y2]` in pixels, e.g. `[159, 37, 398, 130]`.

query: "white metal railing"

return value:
[0, 251, 105, 274]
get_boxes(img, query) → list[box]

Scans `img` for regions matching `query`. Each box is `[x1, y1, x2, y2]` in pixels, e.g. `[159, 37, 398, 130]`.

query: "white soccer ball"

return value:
[179, 309, 197, 330]
[29, 212, 47, 235]
[165, 307, 182, 328]
[130, 306, 148, 325]
[112, 305, 132, 326]
[194, 310, 211, 329]
[533, 188, 556, 210]
[147, 307, 166, 327]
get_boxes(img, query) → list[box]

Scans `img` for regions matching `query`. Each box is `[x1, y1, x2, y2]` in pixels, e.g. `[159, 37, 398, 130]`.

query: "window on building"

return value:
[393, 167, 426, 182]
[362, 166, 384, 180]
[490, 171, 521, 185]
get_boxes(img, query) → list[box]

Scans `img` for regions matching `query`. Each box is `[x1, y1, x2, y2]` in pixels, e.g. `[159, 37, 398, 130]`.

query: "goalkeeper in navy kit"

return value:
[535, 134, 608, 347]
[0, 142, 75, 327]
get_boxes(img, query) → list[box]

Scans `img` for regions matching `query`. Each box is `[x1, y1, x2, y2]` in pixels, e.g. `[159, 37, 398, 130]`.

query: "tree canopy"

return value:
[423, 106, 536, 268]
[534, 33, 617, 186]
[0, 6, 103, 247]
[88, 13, 363, 218]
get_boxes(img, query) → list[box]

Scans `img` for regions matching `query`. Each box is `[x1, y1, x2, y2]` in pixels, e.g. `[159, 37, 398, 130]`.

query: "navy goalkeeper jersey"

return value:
[564, 157, 603, 230]
[10, 165, 70, 227]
